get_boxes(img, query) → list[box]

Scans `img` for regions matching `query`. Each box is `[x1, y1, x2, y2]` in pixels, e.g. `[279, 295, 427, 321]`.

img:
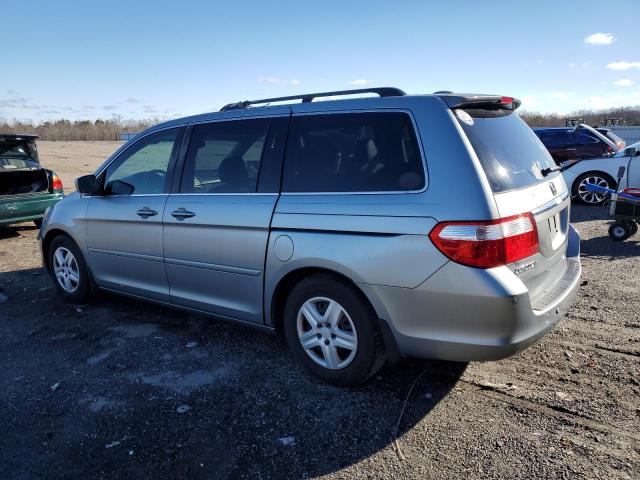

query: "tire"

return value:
[283, 274, 385, 386]
[608, 222, 633, 242]
[630, 222, 639, 237]
[33, 219, 43, 228]
[573, 172, 615, 206]
[48, 235, 93, 303]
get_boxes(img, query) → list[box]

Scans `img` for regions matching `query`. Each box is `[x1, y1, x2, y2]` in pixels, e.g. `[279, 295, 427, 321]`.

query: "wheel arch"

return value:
[41, 228, 81, 274]
[268, 266, 401, 360]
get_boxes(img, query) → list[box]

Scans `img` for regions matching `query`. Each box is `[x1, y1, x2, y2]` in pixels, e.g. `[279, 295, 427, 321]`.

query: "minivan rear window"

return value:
[456, 109, 557, 193]
[283, 112, 425, 193]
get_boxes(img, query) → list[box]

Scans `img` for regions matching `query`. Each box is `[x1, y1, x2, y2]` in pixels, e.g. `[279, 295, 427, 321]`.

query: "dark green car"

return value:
[0, 134, 64, 227]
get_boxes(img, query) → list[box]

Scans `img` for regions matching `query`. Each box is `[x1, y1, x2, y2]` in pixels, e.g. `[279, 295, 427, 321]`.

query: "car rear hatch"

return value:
[444, 94, 575, 309]
[0, 136, 49, 196]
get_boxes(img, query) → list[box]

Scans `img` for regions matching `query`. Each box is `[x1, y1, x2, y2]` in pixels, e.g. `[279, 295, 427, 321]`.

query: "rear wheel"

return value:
[573, 172, 615, 206]
[608, 221, 633, 242]
[283, 274, 384, 386]
[48, 235, 92, 303]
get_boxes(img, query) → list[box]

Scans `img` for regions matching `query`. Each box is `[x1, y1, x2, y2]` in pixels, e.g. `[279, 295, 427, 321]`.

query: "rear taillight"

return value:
[52, 174, 63, 191]
[429, 213, 539, 269]
[606, 145, 615, 153]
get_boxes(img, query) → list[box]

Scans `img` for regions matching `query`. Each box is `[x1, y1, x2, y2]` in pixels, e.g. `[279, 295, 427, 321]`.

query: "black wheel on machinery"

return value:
[608, 221, 633, 242]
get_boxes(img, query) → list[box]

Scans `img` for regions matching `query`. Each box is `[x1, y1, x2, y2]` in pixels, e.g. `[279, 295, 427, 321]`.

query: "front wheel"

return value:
[48, 235, 92, 303]
[573, 173, 615, 206]
[283, 274, 385, 386]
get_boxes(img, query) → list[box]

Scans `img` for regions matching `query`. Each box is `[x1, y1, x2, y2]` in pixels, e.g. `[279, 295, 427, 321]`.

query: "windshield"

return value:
[455, 109, 557, 193]
[0, 139, 40, 169]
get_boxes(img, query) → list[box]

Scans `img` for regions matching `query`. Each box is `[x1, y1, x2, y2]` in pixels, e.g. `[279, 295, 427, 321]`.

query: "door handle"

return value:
[171, 208, 196, 220]
[136, 207, 158, 218]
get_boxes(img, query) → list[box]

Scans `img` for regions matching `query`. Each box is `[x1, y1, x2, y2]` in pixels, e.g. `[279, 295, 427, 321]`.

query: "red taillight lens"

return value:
[429, 213, 539, 269]
[52, 174, 63, 191]
[500, 96, 514, 105]
[606, 145, 614, 153]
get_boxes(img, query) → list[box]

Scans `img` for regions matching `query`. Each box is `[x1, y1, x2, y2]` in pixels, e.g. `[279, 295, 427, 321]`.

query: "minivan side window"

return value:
[104, 128, 180, 195]
[181, 119, 271, 193]
[282, 112, 425, 193]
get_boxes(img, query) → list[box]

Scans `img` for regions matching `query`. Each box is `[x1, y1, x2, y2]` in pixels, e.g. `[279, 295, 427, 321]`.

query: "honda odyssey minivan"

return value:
[39, 88, 581, 385]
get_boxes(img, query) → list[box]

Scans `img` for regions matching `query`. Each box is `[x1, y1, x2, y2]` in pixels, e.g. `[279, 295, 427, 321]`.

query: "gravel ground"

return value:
[0, 143, 639, 479]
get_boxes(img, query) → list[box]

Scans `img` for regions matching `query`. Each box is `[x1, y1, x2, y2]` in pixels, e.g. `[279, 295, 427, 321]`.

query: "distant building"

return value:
[119, 132, 138, 141]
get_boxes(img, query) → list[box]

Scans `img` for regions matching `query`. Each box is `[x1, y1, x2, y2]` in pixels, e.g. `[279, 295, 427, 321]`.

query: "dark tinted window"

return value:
[573, 131, 600, 145]
[535, 129, 572, 147]
[283, 112, 424, 192]
[181, 119, 271, 193]
[457, 110, 556, 193]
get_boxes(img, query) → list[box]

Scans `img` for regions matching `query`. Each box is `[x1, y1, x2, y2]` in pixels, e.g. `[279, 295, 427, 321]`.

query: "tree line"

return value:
[1, 106, 640, 141]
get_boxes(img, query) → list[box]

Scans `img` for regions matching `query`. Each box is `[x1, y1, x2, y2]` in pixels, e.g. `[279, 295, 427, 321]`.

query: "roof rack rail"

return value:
[220, 87, 406, 111]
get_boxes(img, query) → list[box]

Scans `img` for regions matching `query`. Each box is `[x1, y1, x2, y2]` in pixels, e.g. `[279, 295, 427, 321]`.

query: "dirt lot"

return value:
[1, 142, 639, 479]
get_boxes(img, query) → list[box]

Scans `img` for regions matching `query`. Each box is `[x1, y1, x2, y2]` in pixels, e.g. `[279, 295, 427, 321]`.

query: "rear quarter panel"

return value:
[264, 96, 498, 326]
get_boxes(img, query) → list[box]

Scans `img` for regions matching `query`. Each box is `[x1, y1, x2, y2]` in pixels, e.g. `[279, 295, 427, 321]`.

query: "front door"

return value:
[163, 116, 288, 323]
[85, 127, 183, 301]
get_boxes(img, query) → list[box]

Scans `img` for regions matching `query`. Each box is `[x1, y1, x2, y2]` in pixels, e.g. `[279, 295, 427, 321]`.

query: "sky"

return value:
[1, 0, 639, 123]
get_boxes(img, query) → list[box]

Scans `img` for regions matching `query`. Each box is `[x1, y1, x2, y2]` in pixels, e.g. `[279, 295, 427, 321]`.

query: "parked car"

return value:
[39, 88, 581, 385]
[562, 141, 640, 205]
[0, 134, 64, 227]
[595, 127, 626, 149]
[534, 124, 619, 165]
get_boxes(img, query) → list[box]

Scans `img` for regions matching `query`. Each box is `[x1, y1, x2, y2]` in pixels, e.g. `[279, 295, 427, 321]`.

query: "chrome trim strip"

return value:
[165, 257, 261, 277]
[532, 192, 570, 216]
[169, 193, 278, 197]
[88, 248, 164, 263]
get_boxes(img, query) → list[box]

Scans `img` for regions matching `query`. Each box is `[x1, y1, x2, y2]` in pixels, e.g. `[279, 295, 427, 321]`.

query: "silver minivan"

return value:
[39, 88, 581, 385]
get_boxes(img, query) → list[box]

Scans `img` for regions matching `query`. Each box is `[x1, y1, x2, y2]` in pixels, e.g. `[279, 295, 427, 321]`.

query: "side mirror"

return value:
[75, 174, 97, 195]
[623, 147, 637, 157]
[105, 179, 135, 195]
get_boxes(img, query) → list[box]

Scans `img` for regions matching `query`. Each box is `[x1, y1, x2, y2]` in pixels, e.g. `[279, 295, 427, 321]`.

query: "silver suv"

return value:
[39, 88, 581, 385]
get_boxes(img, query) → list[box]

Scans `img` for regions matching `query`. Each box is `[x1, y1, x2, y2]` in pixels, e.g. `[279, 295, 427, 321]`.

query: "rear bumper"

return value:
[361, 225, 582, 362]
[0, 192, 63, 225]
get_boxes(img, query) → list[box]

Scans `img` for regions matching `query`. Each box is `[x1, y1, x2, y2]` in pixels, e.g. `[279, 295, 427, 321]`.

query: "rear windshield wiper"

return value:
[542, 163, 574, 176]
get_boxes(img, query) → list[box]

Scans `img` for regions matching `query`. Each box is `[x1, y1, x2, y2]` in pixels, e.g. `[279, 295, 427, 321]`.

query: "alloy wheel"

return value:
[578, 176, 610, 204]
[53, 247, 80, 293]
[296, 297, 358, 370]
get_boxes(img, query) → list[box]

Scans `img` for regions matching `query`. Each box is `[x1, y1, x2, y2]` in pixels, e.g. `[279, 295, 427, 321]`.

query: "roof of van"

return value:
[144, 88, 520, 134]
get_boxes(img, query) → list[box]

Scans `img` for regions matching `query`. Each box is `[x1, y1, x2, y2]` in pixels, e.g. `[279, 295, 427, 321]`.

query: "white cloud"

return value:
[569, 63, 576, 68]
[348, 79, 371, 86]
[258, 76, 281, 84]
[519, 95, 539, 110]
[613, 78, 635, 87]
[606, 61, 640, 71]
[291, 78, 300, 85]
[550, 91, 570, 100]
[584, 33, 615, 45]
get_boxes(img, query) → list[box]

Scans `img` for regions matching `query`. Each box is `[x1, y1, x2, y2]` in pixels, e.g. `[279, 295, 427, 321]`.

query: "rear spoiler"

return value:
[435, 92, 521, 111]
